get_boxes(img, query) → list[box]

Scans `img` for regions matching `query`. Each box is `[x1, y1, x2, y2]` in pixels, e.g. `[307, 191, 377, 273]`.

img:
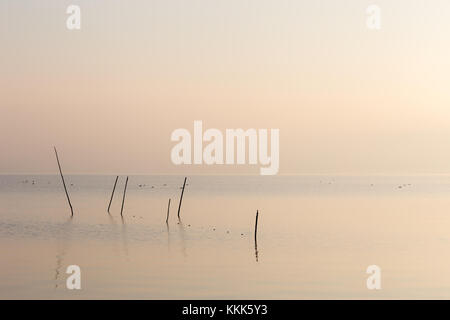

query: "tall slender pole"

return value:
[54, 147, 73, 217]
[254, 210, 259, 242]
[107, 176, 119, 213]
[177, 177, 187, 219]
[120, 176, 129, 217]
[166, 198, 171, 223]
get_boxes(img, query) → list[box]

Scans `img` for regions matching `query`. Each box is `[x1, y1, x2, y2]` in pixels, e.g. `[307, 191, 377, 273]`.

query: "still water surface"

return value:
[1, 175, 450, 299]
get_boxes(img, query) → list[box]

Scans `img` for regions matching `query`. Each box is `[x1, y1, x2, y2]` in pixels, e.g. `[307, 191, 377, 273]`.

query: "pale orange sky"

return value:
[2, 1, 450, 175]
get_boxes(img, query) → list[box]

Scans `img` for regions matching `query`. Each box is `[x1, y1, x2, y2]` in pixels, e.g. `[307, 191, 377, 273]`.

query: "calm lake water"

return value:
[1, 174, 450, 299]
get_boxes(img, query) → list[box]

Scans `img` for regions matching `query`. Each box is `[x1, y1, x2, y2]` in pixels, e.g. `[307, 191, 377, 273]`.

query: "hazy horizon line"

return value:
[3, 172, 450, 177]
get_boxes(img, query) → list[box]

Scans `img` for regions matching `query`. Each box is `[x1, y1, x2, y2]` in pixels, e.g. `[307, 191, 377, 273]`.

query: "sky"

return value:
[2, 0, 450, 175]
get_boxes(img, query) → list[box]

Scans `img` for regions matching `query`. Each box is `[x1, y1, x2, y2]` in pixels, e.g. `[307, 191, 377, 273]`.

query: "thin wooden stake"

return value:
[54, 147, 73, 217]
[166, 198, 171, 223]
[120, 176, 129, 217]
[254, 210, 259, 242]
[107, 176, 119, 213]
[177, 177, 187, 219]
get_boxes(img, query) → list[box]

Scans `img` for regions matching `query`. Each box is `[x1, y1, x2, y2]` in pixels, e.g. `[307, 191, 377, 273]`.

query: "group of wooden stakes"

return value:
[54, 147, 260, 247]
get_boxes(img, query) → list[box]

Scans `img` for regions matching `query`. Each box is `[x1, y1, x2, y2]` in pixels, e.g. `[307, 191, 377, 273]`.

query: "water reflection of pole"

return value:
[177, 218, 187, 257]
[120, 216, 129, 256]
[166, 221, 171, 251]
[108, 211, 120, 254]
[54, 217, 73, 288]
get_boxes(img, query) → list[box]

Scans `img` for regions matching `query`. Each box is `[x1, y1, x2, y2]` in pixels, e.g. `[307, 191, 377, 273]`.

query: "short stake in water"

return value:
[254, 210, 259, 242]
[254, 210, 259, 262]
[120, 176, 129, 217]
[166, 198, 171, 223]
[54, 147, 74, 217]
[107, 176, 119, 213]
[177, 177, 187, 219]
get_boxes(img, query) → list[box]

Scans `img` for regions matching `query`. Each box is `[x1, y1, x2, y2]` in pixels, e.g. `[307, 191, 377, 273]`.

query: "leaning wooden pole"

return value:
[177, 177, 187, 219]
[166, 198, 171, 223]
[120, 176, 129, 217]
[107, 176, 119, 213]
[254, 210, 259, 243]
[54, 147, 73, 217]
